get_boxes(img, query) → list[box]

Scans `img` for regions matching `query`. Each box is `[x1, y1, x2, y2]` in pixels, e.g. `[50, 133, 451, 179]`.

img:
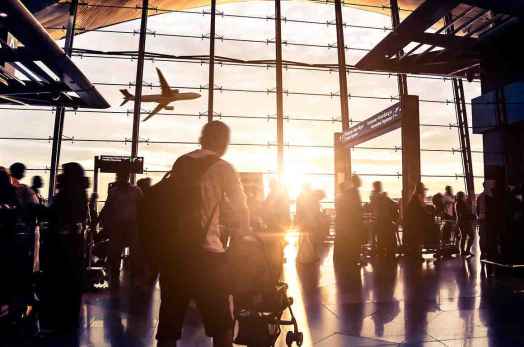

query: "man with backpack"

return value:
[150, 121, 250, 347]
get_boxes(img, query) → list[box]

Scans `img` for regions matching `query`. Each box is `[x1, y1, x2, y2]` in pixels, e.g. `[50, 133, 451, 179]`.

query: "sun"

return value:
[281, 162, 310, 201]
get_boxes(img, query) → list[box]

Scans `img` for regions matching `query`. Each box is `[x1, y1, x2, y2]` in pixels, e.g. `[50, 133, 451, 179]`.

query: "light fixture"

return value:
[0, 12, 8, 18]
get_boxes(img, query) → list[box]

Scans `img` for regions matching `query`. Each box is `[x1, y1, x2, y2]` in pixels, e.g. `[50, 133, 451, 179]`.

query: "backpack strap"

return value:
[168, 154, 219, 181]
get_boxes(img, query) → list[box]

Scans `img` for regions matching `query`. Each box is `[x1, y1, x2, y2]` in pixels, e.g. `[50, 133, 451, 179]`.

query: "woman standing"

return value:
[0, 168, 19, 314]
[404, 183, 431, 261]
[456, 191, 475, 257]
[41, 162, 89, 332]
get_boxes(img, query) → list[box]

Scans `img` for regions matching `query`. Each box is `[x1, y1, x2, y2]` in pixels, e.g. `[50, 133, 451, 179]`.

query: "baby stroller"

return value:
[230, 235, 303, 347]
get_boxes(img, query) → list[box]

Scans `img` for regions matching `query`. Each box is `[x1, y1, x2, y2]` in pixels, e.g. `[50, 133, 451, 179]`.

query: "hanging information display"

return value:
[341, 102, 402, 147]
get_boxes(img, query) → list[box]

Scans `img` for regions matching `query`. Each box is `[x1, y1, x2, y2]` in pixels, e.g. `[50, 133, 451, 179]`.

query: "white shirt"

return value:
[186, 149, 250, 253]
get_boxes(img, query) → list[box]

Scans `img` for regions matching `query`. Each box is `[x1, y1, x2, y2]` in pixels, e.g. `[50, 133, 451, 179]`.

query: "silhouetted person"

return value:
[8, 163, 39, 312]
[99, 169, 143, 289]
[487, 179, 507, 262]
[155, 121, 249, 347]
[30, 175, 45, 273]
[0, 168, 19, 313]
[334, 175, 365, 265]
[137, 177, 152, 196]
[0, 167, 17, 202]
[369, 181, 383, 250]
[404, 183, 430, 261]
[431, 193, 444, 219]
[476, 181, 493, 260]
[31, 175, 45, 205]
[296, 184, 323, 263]
[41, 162, 89, 332]
[262, 178, 290, 277]
[370, 182, 398, 258]
[456, 191, 474, 257]
[311, 189, 329, 253]
[263, 178, 290, 235]
[295, 183, 313, 232]
[9, 162, 38, 208]
[442, 185, 456, 244]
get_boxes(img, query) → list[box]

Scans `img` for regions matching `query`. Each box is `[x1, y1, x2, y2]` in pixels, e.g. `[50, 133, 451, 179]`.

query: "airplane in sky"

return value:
[120, 68, 201, 122]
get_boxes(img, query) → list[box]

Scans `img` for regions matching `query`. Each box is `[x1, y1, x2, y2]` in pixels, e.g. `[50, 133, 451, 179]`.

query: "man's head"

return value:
[9, 162, 26, 180]
[199, 121, 231, 157]
[372, 181, 382, 193]
[32, 176, 43, 189]
[116, 170, 130, 184]
[351, 174, 362, 189]
[137, 177, 151, 190]
[445, 185, 453, 195]
[414, 182, 428, 201]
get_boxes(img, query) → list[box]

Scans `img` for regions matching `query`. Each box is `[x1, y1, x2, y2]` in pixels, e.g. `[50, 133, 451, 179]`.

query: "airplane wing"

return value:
[143, 102, 166, 122]
[156, 68, 171, 96]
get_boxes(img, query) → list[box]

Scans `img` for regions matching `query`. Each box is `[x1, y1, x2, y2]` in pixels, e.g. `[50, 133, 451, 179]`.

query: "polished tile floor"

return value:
[5, 237, 524, 347]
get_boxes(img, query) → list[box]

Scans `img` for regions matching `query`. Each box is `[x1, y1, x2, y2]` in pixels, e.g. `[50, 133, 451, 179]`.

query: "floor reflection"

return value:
[7, 239, 524, 347]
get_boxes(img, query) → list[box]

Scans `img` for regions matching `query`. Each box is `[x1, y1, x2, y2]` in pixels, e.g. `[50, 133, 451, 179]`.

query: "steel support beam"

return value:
[207, 0, 216, 122]
[401, 95, 421, 214]
[452, 78, 475, 199]
[275, 0, 284, 178]
[445, 15, 475, 199]
[390, 0, 408, 98]
[334, 0, 351, 187]
[48, 0, 78, 200]
[130, 0, 149, 184]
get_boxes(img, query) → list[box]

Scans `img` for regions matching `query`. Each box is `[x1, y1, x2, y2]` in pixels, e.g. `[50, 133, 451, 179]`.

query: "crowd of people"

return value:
[1, 120, 524, 347]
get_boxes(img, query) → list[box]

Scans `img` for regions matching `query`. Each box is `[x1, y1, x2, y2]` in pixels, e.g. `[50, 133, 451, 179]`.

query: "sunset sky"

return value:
[0, 1, 484, 204]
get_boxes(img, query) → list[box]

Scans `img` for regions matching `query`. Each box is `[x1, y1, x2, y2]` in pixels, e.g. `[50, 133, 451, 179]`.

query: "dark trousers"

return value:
[108, 227, 139, 287]
[478, 221, 497, 260]
[458, 220, 474, 254]
[41, 234, 84, 331]
[377, 224, 396, 256]
[157, 252, 233, 341]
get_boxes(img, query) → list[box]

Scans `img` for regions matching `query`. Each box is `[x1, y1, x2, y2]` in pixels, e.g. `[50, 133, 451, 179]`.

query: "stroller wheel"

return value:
[286, 331, 304, 346]
[286, 331, 294, 346]
[295, 332, 304, 346]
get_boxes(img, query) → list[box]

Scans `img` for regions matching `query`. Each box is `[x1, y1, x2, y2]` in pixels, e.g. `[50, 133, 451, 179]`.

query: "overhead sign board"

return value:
[341, 102, 402, 147]
[95, 155, 144, 174]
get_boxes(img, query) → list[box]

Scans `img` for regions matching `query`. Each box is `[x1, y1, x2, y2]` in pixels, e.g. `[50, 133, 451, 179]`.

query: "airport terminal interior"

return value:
[2, 0, 524, 346]
[4, 242, 524, 347]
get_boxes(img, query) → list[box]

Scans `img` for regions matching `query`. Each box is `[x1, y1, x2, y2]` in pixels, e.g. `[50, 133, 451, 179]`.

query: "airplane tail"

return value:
[120, 89, 133, 106]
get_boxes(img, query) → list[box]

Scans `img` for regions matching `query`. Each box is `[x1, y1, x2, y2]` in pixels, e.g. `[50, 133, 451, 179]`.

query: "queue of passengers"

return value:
[1, 122, 260, 347]
[2, 120, 524, 347]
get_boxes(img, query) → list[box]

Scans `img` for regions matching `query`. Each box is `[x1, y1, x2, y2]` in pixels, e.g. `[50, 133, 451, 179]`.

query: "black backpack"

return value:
[138, 154, 219, 267]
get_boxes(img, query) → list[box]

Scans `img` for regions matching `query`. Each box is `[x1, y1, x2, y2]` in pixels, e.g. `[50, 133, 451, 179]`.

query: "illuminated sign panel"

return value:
[95, 155, 144, 174]
[341, 102, 402, 147]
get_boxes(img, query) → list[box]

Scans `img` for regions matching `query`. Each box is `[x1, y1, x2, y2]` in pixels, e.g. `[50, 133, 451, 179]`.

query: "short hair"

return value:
[200, 121, 230, 150]
[9, 162, 26, 180]
[32, 175, 43, 188]
[116, 169, 130, 182]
